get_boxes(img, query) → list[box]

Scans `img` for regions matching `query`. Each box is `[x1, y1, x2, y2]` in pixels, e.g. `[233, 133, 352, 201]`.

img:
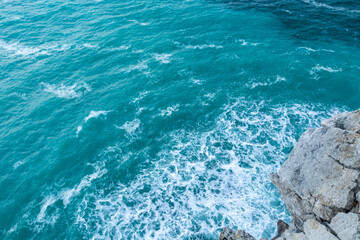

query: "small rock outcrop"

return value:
[219, 227, 256, 240]
[220, 109, 360, 240]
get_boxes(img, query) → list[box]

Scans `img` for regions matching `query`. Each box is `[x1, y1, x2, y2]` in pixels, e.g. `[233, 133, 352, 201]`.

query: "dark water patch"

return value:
[211, 0, 360, 47]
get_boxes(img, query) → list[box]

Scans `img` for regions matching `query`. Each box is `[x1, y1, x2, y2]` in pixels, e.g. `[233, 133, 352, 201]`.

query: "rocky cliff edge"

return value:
[220, 109, 360, 240]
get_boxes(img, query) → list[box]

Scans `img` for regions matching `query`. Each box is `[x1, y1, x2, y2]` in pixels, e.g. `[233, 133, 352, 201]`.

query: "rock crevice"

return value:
[220, 109, 360, 240]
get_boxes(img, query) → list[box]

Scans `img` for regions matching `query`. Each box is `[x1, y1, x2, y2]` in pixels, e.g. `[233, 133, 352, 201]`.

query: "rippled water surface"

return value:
[1, 0, 359, 239]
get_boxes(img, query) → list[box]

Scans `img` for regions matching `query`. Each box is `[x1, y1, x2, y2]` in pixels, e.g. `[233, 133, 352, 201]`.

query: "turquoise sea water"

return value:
[1, 0, 360, 239]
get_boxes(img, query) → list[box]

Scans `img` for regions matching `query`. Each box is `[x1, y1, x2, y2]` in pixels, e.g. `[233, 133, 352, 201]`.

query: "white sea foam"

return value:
[76, 126, 83, 137]
[152, 53, 172, 64]
[159, 104, 180, 117]
[84, 110, 111, 122]
[299, 46, 316, 52]
[204, 93, 216, 100]
[37, 195, 57, 222]
[105, 45, 131, 51]
[115, 119, 141, 135]
[132, 49, 144, 53]
[136, 107, 145, 115]
[0, 40, 49, 57]
[6, 15, 22, 20]
[13, 161, 25, 169]
[61, 167, 108, 207]
[0, 40, 71, 57]
[131, 91, 150, 103]
[275, 75, 286, 82]
[82, 43, 98, 49]
[247, 75, 286, 89]
[46, 43, 71, 52]
[76, 110, 111, 136]
[310, 64, 342, 75]
[190, 77, 204, 85]
[42, 82, 91, 99]
[128, 19, 151, 26]
[198, 92, 216, 106]
[120, 60, 149, 73]
[14, 93, 27, 99]
[178, 69, 203, 85]
[302, 0, 360, 14]
[297, 46, 334, 53]
[185, 44, 223, 49]
[237, 39, 259, 46]
[7, 223, 18, 235]
[74, 99, 343, 239]
[37, 166, 107, 224]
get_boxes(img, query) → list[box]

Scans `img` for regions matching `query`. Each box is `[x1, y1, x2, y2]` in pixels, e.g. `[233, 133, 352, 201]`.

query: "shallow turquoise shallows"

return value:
[0, 0, 359, 239]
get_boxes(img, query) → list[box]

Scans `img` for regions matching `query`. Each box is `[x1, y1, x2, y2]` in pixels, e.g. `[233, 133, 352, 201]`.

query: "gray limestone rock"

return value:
[303, 219, 338, 240]
[283, 230, 308, 240]
[219, 227, 256, 240]
[329, 212, 360, 240]
[321, 110, 360, 133]
[271, 111, 360, 228]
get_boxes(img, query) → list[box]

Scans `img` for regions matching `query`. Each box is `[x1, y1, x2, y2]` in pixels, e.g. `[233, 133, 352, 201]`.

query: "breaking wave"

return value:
[73, 98, 343, 239]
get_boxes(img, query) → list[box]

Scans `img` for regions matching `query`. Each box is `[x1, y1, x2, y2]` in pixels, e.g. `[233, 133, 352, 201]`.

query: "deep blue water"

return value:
[0, 0, 359, 239]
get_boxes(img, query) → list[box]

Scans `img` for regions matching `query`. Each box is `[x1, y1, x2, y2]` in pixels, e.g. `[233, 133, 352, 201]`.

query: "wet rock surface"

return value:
[220, 109, 360, 240]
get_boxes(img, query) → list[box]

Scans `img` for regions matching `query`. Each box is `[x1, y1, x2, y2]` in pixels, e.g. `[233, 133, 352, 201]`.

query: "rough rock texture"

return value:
[219, 227, 256, 240]
[303, 219, 338, 240]
[220, 109, 360, 240]
[329, 212, 360, 240]
[271, 220, 289, 240]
